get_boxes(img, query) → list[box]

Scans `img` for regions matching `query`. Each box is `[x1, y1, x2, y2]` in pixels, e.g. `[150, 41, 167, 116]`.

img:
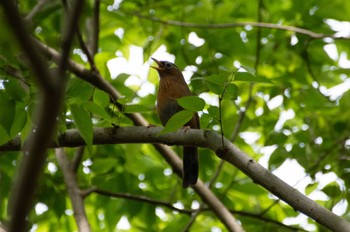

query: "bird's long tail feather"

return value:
[182, 146, 198, 188]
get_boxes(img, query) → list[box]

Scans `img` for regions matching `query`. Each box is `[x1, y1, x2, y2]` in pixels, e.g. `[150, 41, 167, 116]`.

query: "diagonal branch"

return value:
[81, 187, 192, 215]
[81, 187, 306, 231]
[55, 148, 91, 232]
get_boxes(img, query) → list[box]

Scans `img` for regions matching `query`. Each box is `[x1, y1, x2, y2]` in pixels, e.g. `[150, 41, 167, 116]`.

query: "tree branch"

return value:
[2, 126, 350, 231]
[55, 148, 91, 232]
[82, 187, 192, 215]
[303, 39, 333, 102]
[88, 0, 100, 56]
[82, 187, 305, 231]
[130, 11, 350, 40]
[72, 146, 85, 173]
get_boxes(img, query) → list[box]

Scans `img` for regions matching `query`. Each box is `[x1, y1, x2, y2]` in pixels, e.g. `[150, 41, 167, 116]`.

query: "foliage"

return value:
[1, 0, 350, 231]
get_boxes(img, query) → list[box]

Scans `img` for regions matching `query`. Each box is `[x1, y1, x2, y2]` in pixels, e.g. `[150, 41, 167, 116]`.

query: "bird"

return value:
[151, 57, 199, 188]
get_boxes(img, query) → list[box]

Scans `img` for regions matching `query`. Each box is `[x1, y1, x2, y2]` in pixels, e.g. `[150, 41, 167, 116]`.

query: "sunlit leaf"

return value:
[235, 72, 273, 84]
[207, 106, 219, 118]
[160, 110, 194, 134]
[240, 65, 256, 76]
[82, 102, 111, 120]
[91, 158, 118, 174]
[222, 83, 238, 99]
[124, 104, 152, 113]
[70, 104, 93, 147]
[306, 182, 318, 195]
[93, 89, 110, 108]
[177, 96, 205, 111]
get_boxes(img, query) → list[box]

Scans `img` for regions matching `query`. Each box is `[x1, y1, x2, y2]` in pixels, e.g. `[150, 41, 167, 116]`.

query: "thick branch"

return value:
[2, 126, 350, 231]
[55, 148, 91, 232]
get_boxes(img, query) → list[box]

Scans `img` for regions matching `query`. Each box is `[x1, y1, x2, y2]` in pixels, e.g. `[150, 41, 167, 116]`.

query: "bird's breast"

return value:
[157, 77, 191, 125]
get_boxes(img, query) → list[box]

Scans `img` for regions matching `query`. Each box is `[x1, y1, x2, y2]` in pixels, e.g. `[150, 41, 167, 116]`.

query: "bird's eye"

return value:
[165, 62, 173, 69]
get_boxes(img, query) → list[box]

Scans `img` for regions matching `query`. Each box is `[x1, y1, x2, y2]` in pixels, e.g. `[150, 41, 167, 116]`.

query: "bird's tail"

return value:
[182, 146, 198, 188]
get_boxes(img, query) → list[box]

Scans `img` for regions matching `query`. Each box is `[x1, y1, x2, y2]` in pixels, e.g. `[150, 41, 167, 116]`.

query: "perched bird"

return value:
[151, 58, 199, 188]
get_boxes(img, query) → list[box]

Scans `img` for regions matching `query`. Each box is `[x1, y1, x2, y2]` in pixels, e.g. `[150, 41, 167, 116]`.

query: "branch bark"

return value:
[55, 148, 91, 232]
[2, 126, 350, 231]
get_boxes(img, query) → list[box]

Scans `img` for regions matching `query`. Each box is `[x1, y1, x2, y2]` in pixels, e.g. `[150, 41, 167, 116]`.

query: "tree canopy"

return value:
[1, 0, 350, 231]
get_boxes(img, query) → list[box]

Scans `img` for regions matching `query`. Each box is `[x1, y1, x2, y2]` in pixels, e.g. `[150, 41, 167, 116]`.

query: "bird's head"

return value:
[151, 58, 181, 78]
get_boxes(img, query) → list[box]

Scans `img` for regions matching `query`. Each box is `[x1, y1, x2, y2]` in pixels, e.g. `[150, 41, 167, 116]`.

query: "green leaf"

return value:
[200, 113, 212, 129]
[93, 89, 110, 107]
[265, 131, 288, 146]
[116, 96, 129, 105]
[305, 182, 318, 195]
[66, 78, 94, 103]
[0, 124, 10, 145]
[222, 83, 238, 99]
[4, 79, 28, 102]
[70, 104, 93, 147]
[207, 82, 225, 95]
[235, 72, 273, 84]
[177, 96, 205, 111]
[91, 158, 118, 174]
[240, 65, 256, 76]
[160, 110, 194, 134]
[124, 104, 152, 113]
[207, 106, 219, 118]
[322, 182, 341, 198]
[205, 74, 228, 95]
[0, 93, 15, 133]
[268, 146, 287, 170]
[9, 103, 27, 137]
[82, 102, 111, 120]
[205, 74, 227, 85]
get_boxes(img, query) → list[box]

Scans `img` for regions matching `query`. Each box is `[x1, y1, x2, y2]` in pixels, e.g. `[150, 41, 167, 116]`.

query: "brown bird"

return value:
[151, 58, 199, 188]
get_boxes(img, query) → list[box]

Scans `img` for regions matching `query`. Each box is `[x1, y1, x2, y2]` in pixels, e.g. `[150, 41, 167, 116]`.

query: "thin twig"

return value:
[182, 207, 202, 232]
[72, 146, 85, 173]
[82, 188, 192, 215]
[58, 0, 85, 75]
[130, 11, 350, 40]
[76, 28, 97, 70]
[209, 0, 264, 190]
[208, 72, 235, 189]
[83, 187, 304, 231]
[24, 0, 47, 22]
[303, 38, 333, 102]
[0, 65, 31, 86]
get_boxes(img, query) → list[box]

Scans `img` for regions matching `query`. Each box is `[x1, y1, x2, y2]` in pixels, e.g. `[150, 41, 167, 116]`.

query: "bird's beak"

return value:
[151, 58, 164, 70]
